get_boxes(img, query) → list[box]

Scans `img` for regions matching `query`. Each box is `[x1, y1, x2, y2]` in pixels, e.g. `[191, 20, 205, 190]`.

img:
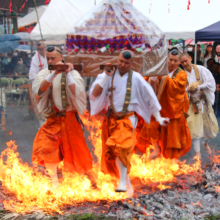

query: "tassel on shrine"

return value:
[9, 0, 12, 13]
[20, 0, 29, 11]
[187, 0, 191, 10]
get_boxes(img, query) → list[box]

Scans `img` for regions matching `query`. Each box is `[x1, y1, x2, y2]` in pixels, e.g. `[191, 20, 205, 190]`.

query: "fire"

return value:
[0, 112, 202, 214]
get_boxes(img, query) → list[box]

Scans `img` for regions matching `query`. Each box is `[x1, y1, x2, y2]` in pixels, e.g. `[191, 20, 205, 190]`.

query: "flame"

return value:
[216, 186, 220, 193]
[0, 112, 203, 214]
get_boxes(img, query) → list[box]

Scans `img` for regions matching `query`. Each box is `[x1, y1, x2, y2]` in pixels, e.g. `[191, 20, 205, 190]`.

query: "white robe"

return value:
[32, 69, 87, 115]
[185, 65, 216, 105]
[185, 65, 217, 140]
[89, 70, 161, 123]
[29, 53, 47, 81]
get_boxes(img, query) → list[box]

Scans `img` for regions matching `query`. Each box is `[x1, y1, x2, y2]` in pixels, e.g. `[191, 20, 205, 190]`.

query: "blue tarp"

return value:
[196, 21, 220, 42]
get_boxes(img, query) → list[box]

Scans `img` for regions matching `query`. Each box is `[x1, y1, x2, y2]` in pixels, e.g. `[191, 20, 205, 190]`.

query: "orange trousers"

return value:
[159, 114, 191, 159]
[32, 111, 93, 174]
[101, 112, 136, 178]
[136, 116, 159, 154]
[136, 114, 191, 159]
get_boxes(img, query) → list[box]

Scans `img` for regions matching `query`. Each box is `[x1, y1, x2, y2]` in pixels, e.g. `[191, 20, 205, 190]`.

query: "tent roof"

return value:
[30, 0, 95, 41]
[18, 5, 47, 28]
[133, 0, 220, 40]
[195, 21, 220, 42]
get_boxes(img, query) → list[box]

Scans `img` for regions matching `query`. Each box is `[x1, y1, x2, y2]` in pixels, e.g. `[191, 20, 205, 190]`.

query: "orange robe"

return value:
[101, 112, 136, 178]
[136, 70, 191, 159]
[32, 111, 93, 174]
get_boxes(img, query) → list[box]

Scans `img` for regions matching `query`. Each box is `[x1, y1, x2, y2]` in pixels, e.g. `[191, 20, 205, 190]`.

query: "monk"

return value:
[181, 53, 218, 159]
[89, 50, 169, 194]
[32, 46, 92, 187]
[136, 48, 191, 160]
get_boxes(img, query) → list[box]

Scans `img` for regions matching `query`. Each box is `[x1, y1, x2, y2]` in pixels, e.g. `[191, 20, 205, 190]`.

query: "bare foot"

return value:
[195, 152, 201, 160]
[202, 142, 212, 155]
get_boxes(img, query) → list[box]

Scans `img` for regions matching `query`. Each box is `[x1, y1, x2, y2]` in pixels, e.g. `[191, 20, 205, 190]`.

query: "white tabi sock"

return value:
[115, 157, 127, 192]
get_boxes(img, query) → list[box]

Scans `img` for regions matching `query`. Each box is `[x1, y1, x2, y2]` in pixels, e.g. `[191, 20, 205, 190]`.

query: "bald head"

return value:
[54, 46, 62, 57]
[37, 41, 46, 57]
[180, 52, 191, 59]
[119, 50, 134, 61]
[46, 46, 63, 65]
[181, 52, 192, 72]
[117, 50, 134, 75]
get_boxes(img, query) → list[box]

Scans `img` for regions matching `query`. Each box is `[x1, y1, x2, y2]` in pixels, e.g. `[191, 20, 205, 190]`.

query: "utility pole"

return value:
[3, 10, 6, 34]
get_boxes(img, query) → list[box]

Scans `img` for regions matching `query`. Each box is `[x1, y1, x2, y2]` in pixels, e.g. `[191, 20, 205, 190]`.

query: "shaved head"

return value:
[54, 46, 62, 57]
[46, 46, 63, 66]
[119, 50, 134, 61]
[37, 41, 46, 57]
[37, 41, 46, 47]
[181, 52, 192, 72]
[117, 50, 134, 75]
[180, 52, 191, 59]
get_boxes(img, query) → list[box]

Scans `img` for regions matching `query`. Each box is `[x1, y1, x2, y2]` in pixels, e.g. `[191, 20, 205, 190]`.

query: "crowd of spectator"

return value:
[0, 50, 32, 79]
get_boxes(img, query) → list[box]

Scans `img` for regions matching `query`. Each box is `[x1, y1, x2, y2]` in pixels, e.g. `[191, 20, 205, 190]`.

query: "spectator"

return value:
[207, 58, 215, 71]
[0, 53, 10, 76]
[13, 58, 28, 79]
[210, 62, 219, 79]
[215, 45, 220, 64]
[187, 51, 203, 65]
[211, 62, 220, 117]
[204, 44, 215, 68]
[10, 50, 19, 73]
[193, 44, 204, 64]
[188, 51, 194, 63]
[6, 53, 13, 78]
[20, 52, 31, 70]
[187, 44, 194, 52]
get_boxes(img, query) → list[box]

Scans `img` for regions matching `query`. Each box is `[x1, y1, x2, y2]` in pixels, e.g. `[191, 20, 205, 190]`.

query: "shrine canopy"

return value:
[133, 0, 220, 40]
[30, 0, 95, 41]
[195, 21, 220, 42]
[66, 0, 168, 77]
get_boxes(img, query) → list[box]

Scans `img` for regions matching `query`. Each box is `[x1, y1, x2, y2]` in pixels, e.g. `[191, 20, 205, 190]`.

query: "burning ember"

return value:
[0, 113, 210, 215]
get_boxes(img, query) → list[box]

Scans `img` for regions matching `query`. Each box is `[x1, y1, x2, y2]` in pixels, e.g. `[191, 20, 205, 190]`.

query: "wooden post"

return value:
[1, 111, 6, 132]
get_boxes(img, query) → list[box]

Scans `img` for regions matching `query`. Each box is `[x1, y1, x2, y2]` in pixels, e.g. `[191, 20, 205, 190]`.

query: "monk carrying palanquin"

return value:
[32, 46, 93, 187]
[89, 50, 169, 194]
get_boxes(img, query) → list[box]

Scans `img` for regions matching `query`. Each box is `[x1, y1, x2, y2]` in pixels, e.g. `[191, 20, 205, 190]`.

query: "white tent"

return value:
[18, 5, 47, 28]
[133, 0, 220, 40]
[30, 0, 95, 41]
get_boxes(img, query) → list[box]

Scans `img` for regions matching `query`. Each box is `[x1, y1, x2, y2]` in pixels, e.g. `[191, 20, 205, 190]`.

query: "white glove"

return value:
[66, 72, 75, 86]
[153, 111, 170, 126]
[150, 76, 158, 83]
[45, 71, 56, 83]
[98, 72, 111, 88]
